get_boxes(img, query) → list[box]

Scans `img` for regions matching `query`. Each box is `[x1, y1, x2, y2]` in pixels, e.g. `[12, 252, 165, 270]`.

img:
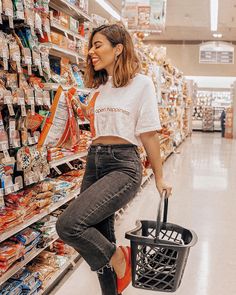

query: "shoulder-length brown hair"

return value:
[84, 24, 141, 89]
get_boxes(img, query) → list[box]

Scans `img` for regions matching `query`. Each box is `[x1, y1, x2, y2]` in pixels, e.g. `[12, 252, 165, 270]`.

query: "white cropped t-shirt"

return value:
[86, 73, 161, 146]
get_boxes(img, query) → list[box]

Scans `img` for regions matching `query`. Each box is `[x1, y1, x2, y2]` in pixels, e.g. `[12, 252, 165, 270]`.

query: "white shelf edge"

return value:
[0, 234, 59, 286]
[160, 137, 170, 144]
[43, 83, 91, 94]
[39, 253, 80, 295]
[50, 0, 93, 23]
[49, 151, 87, 168]
[51, 20, 87, 43]
[141, 169, 153, 186]
[40, 43, 85, 62]
[0, 188, 80, 243]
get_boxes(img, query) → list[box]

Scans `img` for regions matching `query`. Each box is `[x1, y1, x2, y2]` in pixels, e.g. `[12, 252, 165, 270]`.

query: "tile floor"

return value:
[52, 132, 236, 295]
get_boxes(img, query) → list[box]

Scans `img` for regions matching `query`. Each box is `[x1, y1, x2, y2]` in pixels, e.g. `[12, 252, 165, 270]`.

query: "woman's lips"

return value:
[92, 58, 100, 65]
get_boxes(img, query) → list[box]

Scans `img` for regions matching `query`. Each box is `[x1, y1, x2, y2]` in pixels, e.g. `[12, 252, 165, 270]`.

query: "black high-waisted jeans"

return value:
[56, 144, 142, 295]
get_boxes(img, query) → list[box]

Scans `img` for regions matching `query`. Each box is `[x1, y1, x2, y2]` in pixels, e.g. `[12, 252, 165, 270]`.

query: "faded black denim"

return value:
[56, 144, 142, 295]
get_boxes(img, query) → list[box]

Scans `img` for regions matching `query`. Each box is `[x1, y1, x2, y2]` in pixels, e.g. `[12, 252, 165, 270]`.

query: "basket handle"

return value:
[155, 190, 169, 240]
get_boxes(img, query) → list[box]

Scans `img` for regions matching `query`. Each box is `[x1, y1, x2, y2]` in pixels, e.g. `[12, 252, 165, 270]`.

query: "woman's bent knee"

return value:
[56, 212, 85, 242]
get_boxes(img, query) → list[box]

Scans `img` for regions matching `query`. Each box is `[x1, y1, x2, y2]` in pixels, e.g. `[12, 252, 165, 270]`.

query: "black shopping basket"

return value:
[125, 192, 197, 292]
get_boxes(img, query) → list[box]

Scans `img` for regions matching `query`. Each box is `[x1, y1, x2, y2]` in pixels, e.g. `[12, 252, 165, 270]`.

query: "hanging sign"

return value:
[122, 0, 167, 32]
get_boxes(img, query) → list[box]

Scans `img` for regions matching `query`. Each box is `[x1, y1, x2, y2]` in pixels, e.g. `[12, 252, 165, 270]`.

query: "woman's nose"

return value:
[88, 47, 95, 56]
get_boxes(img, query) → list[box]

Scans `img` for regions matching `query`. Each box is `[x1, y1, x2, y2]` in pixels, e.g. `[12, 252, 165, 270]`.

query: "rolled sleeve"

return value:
[135, 78, 161, 136]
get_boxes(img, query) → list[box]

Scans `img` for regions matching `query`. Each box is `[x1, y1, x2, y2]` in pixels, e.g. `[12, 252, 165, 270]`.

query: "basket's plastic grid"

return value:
[126, 195, 197, 292]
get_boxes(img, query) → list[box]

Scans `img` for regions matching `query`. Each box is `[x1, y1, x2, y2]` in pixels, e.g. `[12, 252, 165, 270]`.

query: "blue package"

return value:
[11, 268, 31, 281]
[21, 279, 42, 295]
[0, 280, 22, 295]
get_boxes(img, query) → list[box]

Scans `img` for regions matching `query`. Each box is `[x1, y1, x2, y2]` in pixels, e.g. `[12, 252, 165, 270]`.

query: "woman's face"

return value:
[88, 32, 117, 75]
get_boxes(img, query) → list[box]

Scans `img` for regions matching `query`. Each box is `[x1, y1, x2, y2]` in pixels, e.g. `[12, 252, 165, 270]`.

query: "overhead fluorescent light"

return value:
[213, 33, 222, 38]
[96, 0, 121, 21]
[210, 0, 219, 31]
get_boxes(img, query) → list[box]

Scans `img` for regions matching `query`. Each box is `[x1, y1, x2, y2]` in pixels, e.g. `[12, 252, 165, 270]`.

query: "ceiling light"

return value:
[213, 33, 223, 38]
[210, 0, 219, 31]
[96, 0, 121, 21]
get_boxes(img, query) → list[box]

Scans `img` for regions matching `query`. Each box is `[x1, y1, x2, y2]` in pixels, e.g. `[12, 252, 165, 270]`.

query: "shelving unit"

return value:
[39, 252, 80, 295]
[43, 83, 91, 94]
[40, 43, 85, 63]
[50, 20, 87, 43]
[0, 234, 59, 286]
[0, 188, 81, 243]
[49, 0, 93, 23]
[49, 151, 87, 169]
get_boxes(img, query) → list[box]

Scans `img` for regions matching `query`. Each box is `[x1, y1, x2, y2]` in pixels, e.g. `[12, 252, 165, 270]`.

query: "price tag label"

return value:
[3, 58, 8, 70]
[39, 173, 44, 181]
[43, 91, 51, 107]
[33, 51, 41, 66]
[35, 90, 43, 105]
[12, 139, 21, 148]
[5, 186, 15, 195]
[21, 105, 27, 117]
[34, 132, 40, 142]
[8, 105, 15, 116]
[0, 194, 5, 209]
[31, 104, 35, 115]
[14, 183, 20, 192]
[8, 16, 14, 29]
[0, 142, 9, 151]
[18, 97, 25, 105]
[28, 137, 36, 145]
[25, 89, 35, 104]
[27, 64, 32, 75]
[4, 92, 13, 105]
[25, 176, 35, 186]
[3, 149, 11, 162]
[23, 48, 32, 65]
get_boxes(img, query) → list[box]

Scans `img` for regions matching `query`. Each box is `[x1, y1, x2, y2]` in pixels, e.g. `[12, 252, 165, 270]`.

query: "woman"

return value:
[56, 24, 172, 295]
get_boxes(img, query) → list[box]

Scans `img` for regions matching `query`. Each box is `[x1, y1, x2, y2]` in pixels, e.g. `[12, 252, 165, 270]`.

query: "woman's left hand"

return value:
[155, 178, 172, 197]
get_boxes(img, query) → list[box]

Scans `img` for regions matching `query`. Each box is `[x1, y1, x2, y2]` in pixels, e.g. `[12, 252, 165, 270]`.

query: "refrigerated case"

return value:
[192, 89, 232, 132]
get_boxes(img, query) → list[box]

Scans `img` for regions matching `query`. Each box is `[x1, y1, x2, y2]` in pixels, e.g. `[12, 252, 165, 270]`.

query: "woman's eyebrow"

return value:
[93, 41, 102, 46]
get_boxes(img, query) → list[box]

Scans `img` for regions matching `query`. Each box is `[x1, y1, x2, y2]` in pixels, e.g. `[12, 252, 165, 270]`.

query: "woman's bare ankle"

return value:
[110, 247, 126, 278]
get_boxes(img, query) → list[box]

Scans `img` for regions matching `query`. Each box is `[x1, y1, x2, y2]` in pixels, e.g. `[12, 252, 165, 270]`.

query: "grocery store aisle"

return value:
[52, 132, 236, 295]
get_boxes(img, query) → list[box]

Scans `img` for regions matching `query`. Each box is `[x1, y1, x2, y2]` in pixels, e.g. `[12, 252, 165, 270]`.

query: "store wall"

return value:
[147, 43, 236, 77]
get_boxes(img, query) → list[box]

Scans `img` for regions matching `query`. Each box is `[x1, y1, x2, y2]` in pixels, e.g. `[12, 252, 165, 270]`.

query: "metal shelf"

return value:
[0, 188, 80, 243]
[40, 43, 85, 62]
[43, 83, 91, 94]
[160, 136, 170, 144]
[39, 253, 80, 295]
[49, 0, 93, 23]
[0, 234, 59, 286]
[50, 20, 87, 43]
[49, 152, 87, 168]
[161, 118, 177, 125]
[141, 169, 153, 187]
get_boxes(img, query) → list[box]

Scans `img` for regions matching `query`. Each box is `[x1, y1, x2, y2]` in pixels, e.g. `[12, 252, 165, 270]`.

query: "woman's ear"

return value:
[115, 43, 124, 56]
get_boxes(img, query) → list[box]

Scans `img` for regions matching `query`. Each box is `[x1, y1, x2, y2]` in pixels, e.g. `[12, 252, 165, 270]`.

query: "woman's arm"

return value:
[140, 130, 172, 196]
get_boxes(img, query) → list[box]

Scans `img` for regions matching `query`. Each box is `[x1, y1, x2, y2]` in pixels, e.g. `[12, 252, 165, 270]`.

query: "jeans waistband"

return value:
[88, 144, 137, 153]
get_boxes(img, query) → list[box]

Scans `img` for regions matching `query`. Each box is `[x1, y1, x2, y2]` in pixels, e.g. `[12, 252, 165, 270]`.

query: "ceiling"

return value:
[88, 0, 236, 43]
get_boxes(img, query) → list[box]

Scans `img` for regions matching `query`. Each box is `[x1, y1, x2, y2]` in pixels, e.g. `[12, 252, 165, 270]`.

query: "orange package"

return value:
[38, 87, 80, 149]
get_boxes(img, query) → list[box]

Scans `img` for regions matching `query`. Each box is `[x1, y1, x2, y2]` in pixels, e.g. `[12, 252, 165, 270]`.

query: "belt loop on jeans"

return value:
[108, 146, 112, 153]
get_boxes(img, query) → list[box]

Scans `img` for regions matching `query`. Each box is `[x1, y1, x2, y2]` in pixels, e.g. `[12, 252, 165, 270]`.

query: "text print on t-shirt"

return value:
[95, 107, 130, 116]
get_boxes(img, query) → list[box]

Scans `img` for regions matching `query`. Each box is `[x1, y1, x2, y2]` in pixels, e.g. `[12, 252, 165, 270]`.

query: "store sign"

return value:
[199, 42, 234, 64]
[122, 0, 167, 32]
